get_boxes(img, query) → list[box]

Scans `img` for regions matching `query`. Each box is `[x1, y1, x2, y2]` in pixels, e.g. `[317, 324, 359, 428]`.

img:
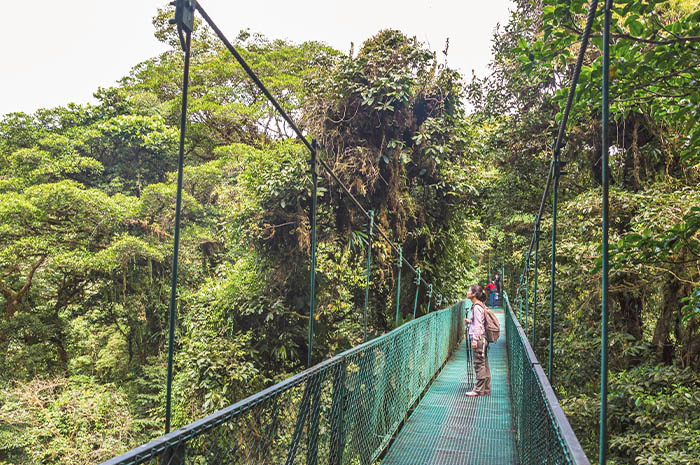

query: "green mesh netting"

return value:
[381, 306, 518, 465]
[102, 293, 590, 465]
[504, 292, 590, 465]
[101, 301, 465, 465]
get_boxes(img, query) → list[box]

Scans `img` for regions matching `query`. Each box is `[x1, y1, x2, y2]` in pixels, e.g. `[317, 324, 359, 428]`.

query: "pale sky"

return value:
[1, 0, 513, 117]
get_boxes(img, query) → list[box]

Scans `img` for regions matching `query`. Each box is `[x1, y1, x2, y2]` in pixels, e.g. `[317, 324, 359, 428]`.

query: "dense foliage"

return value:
[0, 11, 483, 464]
[1, 0, 699, 464]
[469, 0, 700, 463]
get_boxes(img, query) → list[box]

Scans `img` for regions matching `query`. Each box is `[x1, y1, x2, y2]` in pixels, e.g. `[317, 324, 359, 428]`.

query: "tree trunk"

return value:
[652, 278, 680, 364]
[680, 318, 700, 369]
[614, 290, 643, 340]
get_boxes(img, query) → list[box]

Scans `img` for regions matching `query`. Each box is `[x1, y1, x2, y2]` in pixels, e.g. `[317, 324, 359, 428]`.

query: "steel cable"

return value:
[196, 1, 444, 298]
[516, 0, 601, 299]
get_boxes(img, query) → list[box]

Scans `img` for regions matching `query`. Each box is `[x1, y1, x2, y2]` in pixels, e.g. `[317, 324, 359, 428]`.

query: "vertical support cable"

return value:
[549, 155, 560, 383]
[532, 218, 540, 346]
[308, 141, 319, 367]
[394, 247, 402, 326]
[413, 268, 421, 318]
[525, 254, 530, 333]
[427, 284, 433, 313]
[501, 262, 505, 305]
[363, 210, 374, 342]
[165, 29, 191, 435]
[600, 0, 612, 463]
[487, 251, 491, 283]
[190, 1, 454, 322]
[519, 275, 524, 321]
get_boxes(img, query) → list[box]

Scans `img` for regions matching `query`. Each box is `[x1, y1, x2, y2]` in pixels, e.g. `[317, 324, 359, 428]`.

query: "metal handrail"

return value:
[101, 301, 465, 465]
[504, 291, 590, 465]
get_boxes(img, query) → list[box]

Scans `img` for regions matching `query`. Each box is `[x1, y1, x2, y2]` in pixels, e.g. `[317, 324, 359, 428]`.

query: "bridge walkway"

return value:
[382, 308, 518, 465]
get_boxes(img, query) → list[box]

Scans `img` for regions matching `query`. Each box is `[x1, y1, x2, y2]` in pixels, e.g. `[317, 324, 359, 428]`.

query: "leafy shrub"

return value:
[0, 376, 158, 465]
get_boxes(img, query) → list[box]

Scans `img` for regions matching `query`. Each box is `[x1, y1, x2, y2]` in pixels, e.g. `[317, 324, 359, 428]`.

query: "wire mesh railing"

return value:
[504, 291, 590, 465]
[101, 300, 465, 465]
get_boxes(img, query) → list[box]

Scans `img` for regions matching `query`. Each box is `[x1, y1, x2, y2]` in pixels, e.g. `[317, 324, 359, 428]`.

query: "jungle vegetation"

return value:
[0, 0, 698, 463]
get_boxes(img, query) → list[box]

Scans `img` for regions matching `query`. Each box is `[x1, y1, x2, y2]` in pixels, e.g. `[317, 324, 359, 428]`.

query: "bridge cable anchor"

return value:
[169, 0, 197, 51]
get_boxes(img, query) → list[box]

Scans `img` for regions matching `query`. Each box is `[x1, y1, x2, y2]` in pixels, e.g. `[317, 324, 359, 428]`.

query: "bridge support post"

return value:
[600, 1, 613, 463]
[412, 268, 421, 318]
[532, 219, 540, 347]
[525, 254, 530, 333]
[519, 275, 523, 322]
[501, 262, 505, 303]
[395, 247, 402, 326]
[363, 210, 375, 342]
[427, 284, 433, 313]
[549, 155, 565, 383]
[308, 140, 319, 367]
[165, 2, 194, 433]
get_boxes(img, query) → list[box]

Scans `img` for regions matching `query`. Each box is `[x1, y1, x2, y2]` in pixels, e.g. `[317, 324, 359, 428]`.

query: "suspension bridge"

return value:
[101, 0, 618, 463]
[102, 297, 588, 465]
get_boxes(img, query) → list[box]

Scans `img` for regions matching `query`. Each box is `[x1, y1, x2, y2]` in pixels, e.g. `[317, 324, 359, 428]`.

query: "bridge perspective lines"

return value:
[92, 0, 635, 462]
[382, 307, 518, 465]
[102, 296, 590, 465]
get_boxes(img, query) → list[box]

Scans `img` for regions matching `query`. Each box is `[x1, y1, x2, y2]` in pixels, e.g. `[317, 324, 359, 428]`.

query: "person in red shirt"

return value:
[485, 281, 497, 306]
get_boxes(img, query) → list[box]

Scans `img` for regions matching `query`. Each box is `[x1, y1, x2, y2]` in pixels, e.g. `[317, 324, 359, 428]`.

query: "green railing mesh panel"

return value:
[381, 306, 517, 465]
[503, 292, 590, 465]
[101, 301, 466, 465]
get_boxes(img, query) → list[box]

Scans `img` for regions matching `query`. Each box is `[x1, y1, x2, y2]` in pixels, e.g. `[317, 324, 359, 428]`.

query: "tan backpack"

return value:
[474, 302, 500, 342]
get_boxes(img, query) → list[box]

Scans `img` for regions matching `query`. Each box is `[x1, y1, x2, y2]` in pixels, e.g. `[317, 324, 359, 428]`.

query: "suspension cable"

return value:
[194, 2, 444, 296]
[195, 4, 313, 154]
[197, 2, 440, 294]
[599, 1, 613, 463]
[515, 0, 600, 300]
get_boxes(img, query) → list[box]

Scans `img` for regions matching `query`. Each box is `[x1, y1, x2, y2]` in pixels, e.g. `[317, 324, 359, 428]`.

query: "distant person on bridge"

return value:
[465, 284, 491, 397]
[485, 274, 501, 307]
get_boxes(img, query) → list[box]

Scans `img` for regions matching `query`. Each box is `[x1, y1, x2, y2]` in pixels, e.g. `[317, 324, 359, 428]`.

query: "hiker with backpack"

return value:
[465, 284, 494, 397]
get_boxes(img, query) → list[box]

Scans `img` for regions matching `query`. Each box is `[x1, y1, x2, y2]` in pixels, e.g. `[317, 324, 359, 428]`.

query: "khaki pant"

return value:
[472, 336, 491, 395]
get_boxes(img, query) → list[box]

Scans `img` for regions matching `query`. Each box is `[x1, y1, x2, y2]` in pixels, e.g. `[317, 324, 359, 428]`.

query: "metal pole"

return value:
[363, 210, 374, 342]
[308, 141, 319, 367]
[549, 157, 559, 382]
[395, 247, 402, 326]
[532, 218, 540, 346]
[413, 268, 421, 318]
[501, 262, 505, 306]
[525, 254, 530, 333]
[519, 274, 523, 321]
[427, 284, 433, 313]
[487, 251, 491, 283]
[165, 28, 191, 435]
[600, 1, 612, 463]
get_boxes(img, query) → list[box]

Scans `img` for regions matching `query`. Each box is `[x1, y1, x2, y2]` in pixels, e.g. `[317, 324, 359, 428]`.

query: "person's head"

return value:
[467, 284, 486, 302]
[493, 273, 501, 283]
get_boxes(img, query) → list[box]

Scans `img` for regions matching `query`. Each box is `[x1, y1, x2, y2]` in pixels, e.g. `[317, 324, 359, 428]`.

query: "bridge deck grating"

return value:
[381, 308, 518, 465]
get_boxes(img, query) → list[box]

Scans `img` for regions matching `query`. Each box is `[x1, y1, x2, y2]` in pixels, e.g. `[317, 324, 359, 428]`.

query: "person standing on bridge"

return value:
[493, 273, 502, 306]
[485, 274, 501, 306]
[466, 284, 491, 397]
